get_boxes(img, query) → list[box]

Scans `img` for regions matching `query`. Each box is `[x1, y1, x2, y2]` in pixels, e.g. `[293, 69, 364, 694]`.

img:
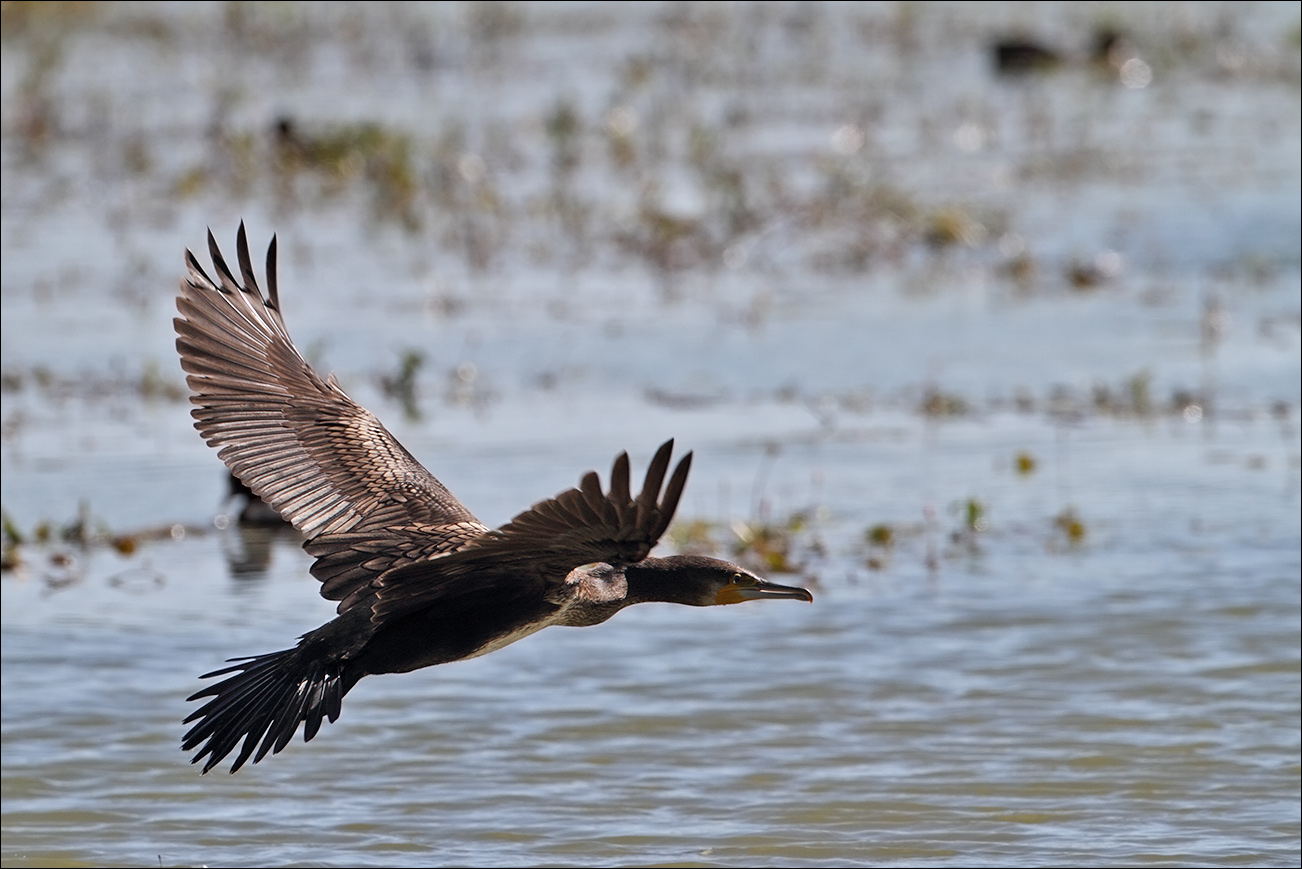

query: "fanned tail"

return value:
[182, 647, 357, 774]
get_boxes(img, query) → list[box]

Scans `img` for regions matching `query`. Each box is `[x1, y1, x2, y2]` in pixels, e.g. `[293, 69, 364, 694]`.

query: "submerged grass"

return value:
[1, 2, 1296, 588]
[0, 502, 205, 582]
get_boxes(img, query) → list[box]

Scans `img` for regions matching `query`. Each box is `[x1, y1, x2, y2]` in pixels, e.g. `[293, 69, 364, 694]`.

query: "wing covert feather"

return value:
[369, 442, 692, 623]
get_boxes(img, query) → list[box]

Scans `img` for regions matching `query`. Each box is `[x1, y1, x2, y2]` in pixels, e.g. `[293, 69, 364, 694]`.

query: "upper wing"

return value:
[303, 522, 486, 612]
[367, 440, 691, 621]
[175, 224, 488, 605]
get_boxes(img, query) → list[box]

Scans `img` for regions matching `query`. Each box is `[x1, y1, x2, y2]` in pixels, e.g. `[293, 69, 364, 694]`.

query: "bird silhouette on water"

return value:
[175, 225, 813, 773]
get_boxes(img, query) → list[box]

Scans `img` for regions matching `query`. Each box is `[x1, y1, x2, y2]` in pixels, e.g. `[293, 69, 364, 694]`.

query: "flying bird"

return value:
[175, 225, 813, 773]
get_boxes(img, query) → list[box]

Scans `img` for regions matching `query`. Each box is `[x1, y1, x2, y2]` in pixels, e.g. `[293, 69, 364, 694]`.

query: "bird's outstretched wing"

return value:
[367, 440, 691, 621]
[175, 224, 488, 609]
[469, 439, 690, 565]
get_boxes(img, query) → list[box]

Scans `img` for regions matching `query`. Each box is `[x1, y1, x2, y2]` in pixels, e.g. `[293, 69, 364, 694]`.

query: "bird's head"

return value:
[627, 554, 813, 607]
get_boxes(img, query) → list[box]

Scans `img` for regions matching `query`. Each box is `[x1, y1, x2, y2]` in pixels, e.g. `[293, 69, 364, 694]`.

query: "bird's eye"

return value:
[731, 572, 757, 587]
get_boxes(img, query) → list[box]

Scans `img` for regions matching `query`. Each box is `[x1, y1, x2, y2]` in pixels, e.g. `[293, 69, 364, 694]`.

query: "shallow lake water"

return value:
[2, 3, 1299, 867]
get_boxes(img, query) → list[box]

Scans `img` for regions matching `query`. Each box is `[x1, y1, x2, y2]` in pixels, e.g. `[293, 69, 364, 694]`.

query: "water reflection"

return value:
[219, 521, 293, 579]
[219, 473, 299, 579]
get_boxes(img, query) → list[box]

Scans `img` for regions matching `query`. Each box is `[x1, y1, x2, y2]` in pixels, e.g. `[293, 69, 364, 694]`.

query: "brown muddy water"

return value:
[2, 3, 1299, 867]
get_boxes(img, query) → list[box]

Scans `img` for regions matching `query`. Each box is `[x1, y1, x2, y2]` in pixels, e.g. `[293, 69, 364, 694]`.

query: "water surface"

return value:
[2, 2, 1299, 866]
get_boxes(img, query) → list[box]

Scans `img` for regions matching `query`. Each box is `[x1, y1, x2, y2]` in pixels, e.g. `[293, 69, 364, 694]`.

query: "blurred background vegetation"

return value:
[1, 1, 1298, 577]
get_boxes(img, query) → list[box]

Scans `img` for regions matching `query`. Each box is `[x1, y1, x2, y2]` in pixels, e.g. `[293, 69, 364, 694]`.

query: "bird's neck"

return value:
[622, 557, 702, 606]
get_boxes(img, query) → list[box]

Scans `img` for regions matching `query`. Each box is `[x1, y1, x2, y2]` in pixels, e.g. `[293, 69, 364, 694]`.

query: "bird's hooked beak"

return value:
[716, 574, 814, 606]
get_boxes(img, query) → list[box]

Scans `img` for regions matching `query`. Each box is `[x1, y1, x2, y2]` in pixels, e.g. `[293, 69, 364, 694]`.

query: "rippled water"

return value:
[4, 417, 1298, 867]
[3, 522, 1299, 867]
[3, 2, 1300, 867]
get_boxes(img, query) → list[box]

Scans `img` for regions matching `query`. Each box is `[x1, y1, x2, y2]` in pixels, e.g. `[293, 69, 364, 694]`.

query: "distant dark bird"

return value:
[226, 471, 291, 527]
[991, 38, 1062, 75]
[175, 226, 813, 774]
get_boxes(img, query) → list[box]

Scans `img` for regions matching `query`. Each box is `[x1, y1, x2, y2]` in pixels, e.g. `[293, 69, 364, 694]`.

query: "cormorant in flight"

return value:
[175, 226, 812, 773]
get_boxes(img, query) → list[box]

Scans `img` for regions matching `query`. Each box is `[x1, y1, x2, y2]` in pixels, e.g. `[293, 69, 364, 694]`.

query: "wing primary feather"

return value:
[653, 451, 692, 539]
[185, 249, 215, 289]
[641, 440, 674, 503]
[634, 439, 673, 531]
[610, 452, 631, 506]
[579, 471, 610, 521]
[266, 235, 279, 310]
[235, 222, 260, 294]
[206, 229, 241, 295]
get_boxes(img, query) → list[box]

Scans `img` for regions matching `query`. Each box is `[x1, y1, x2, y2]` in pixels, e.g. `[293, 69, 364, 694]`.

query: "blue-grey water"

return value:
[2, 2, 1299, 866]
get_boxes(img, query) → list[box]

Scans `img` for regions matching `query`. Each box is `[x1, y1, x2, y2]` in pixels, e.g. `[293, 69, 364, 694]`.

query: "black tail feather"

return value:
[182, 647, 354, 774]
